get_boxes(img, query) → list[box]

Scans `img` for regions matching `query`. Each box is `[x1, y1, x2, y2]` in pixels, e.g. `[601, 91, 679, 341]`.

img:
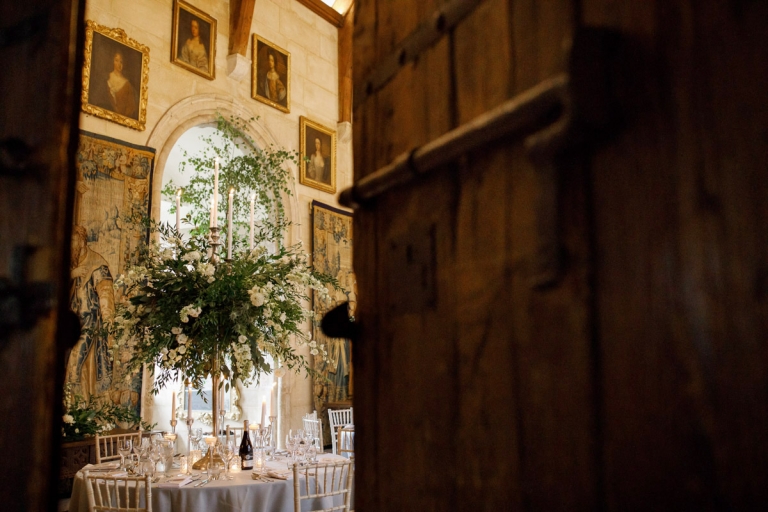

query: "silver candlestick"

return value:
[209, 225, 222, 265]
[170, 418, 177, 435]
[185, 415, 195, 455]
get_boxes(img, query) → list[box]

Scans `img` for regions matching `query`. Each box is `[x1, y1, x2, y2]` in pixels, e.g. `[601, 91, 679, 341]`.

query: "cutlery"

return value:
[193, 478, 209, 487]
[198, 479, 212, 487]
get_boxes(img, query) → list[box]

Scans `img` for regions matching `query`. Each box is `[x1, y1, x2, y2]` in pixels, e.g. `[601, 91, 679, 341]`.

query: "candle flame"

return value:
[176, 188, 182, 197]
[229, 187, 235, 196]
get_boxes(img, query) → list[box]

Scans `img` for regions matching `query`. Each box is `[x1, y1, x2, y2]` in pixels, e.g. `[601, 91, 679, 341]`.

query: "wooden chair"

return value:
[94, 432, 141, 464]
[303, 411, 324, 453]
[224, 424, 244, 444]
[328, 408, 353, 455]
[83, 470, 152, 512]
[337, 426, 354, 459]
[292, 460, 354, 512]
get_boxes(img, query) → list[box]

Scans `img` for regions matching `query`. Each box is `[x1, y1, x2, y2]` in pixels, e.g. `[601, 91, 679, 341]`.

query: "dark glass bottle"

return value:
[239, 420, 253, 469]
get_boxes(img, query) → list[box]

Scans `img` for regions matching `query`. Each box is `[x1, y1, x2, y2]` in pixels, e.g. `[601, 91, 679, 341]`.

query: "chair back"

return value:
[84, 470, 152, 512]
[337, 426, 354, 459]
[303, 413, 324, 453]
[225, 424, 245, 445]
[94, 432, 141, 463]
[328, 408, 353, 455]
[292, 460, 354, 512]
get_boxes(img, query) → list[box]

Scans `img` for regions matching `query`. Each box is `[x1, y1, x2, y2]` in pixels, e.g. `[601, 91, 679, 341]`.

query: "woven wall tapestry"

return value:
[66, 130, 155, 416]
[311, 200, 356, 445]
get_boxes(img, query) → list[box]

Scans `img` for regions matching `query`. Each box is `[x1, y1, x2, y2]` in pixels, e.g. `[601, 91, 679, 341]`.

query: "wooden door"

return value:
[0, 0, 83, 509]
[349, 0, 768, 510]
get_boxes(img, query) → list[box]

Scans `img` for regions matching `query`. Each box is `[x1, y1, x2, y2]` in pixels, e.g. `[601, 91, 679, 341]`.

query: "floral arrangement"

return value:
[110, 225, 335, 392]
[61, 384, 152, 440]
[108, 114, 339, 393]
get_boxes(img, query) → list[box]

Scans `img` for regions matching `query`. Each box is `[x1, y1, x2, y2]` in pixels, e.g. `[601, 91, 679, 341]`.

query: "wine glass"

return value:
[224, 441, 236, 479]
[118, 439, 133, 470]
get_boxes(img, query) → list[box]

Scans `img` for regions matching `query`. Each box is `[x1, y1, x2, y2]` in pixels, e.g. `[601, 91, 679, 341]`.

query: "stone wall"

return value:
[80, 0, 351, 443]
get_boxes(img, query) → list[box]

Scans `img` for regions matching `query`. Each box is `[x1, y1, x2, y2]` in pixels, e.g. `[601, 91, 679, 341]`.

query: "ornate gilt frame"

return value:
[251, 34, 291, 113]
[300, 116, 337, 194]
[171, 0, 217, 80]
[81, 20, 150, 131]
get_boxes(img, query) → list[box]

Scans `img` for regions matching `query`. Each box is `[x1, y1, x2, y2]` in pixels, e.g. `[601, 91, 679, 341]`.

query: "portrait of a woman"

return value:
[252, 34, 290, 112]
[264, 52, 287, 103]
[307, 137, 329, 184]
[172, 1, 216, 80]
[85, 28, 144, 125]
[300, 117, 336, 193]
[106, 51, 137, 118]
[179, 19, 209, 71]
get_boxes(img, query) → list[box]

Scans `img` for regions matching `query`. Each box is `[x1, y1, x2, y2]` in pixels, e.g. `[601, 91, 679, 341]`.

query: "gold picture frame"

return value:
[81, 20, 149, 131]
[300, 117, 336, 194]
[171, 0, 217, 80]
[251, 34, 291, 113]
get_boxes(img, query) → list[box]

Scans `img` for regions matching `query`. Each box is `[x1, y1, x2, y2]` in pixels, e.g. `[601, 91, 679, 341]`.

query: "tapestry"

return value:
[66, 130, 154, 415]
[311, 201, 356, 446]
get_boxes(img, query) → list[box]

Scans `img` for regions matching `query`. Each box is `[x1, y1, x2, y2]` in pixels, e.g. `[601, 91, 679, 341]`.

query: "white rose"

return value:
[172, 327, 182, 335]
[178, 345, 186, 354]
[63, 414, 74, 424]
[238, 335, 247, 344]
[177, 333, 188, 344]
[310, 348, 319, 356]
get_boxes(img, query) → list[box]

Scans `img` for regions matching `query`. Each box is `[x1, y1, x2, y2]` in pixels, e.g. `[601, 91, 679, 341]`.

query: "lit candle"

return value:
[270, 382, 277, 417]
[212, 157, 219, 227]
[249, 192, 255, 250]
[171, 391, 176, 420]
[227, 188, 234, 260]
[261, 398, 266, 429]
[175, 188, 182, 233]
[187, 384, 192, 419]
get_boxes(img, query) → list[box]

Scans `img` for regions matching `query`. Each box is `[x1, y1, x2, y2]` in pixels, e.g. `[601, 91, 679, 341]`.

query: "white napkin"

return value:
[158, 475, 194, 488]
[267, 470, 290, 480]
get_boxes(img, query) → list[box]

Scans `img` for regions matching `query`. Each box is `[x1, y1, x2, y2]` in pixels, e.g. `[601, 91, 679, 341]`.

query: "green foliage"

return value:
[161, 114, 299, 250]
[61, 384, 154, 440]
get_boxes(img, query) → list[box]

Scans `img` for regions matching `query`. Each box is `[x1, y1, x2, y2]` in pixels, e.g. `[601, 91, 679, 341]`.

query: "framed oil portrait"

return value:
[251, 34, 290, 113]
[300, 117, 336, 194]
[81, 20, 149, 131]
[171, 0, 216, 80]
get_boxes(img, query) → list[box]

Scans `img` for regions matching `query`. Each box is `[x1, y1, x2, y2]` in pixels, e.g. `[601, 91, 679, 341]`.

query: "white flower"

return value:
[162, 248, 174, 260]
[207, 276, 215, 283]
[238, 335, 248, 344]
[177, 333, 188, 344]
[310, 348, 319, 356]
[309, 340, 317, 348]
[178, 345, 187, 354]
[279, 312, 287, 323]
[63, 414, 74, 424]
[75, 428, 79, 434]
[182, 251, 201, 262]
[249, 291, 265, 307]
[169, 349, 177, 359]
[172, 327, 182, 335]
[161, 347, 168, 355]
[202, 264, 215, 277]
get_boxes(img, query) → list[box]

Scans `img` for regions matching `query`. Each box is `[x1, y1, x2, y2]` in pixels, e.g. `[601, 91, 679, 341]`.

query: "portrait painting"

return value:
[171, 0, 216, 80]
[300, 117, 337, 194]
[66, 131, 155, 417]
[82, 21, 149, 131]
[310, 200, 355, 446]
[251, 34, 290, 113]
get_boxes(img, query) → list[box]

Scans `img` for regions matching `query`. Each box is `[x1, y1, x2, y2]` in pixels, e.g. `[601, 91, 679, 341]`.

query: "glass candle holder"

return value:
[253, 447, 265, 475]
[189, 450, 202, 467]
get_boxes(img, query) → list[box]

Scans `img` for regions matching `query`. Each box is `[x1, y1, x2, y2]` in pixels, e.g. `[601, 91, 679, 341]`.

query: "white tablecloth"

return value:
[69, 454, 348, 512]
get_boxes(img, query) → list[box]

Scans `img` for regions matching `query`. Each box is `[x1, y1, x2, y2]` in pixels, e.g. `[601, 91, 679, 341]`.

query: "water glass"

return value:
[118, 439, 133, 470]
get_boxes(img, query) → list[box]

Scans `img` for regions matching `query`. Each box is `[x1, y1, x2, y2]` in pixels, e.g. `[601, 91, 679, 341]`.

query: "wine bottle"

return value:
[239, 420, 253, 469]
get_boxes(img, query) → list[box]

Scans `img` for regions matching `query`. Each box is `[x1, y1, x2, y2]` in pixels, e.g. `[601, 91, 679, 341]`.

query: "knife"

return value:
[193, 478, 209, 487]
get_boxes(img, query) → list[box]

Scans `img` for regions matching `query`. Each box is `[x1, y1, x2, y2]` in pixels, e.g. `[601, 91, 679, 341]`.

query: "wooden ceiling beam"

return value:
[295, 0, 345, 28]
[229, 0, 256, 56]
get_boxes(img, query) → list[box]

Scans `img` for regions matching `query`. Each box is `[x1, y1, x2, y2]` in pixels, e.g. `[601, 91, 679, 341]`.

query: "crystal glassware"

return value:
[118, 439, 133, 470]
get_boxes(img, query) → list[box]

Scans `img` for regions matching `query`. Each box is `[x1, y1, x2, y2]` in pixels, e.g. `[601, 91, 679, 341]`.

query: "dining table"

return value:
[68, 452, 349, 512]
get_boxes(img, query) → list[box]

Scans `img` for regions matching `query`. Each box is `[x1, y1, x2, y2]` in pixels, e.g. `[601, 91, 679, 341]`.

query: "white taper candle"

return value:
[227, 188, 234, 259]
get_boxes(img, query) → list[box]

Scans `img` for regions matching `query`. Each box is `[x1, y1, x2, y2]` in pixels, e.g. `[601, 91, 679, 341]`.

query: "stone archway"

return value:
[146, 94, 299, 246]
